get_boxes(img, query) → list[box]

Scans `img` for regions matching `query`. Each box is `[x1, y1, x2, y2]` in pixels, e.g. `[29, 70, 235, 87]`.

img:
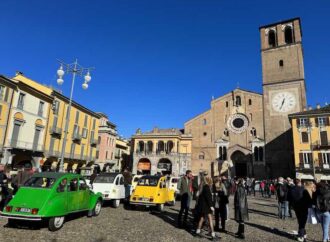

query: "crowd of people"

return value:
[177, 171, 330, 242]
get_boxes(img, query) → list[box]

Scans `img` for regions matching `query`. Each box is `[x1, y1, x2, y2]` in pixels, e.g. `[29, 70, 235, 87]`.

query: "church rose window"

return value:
[227, 113, 249, 134]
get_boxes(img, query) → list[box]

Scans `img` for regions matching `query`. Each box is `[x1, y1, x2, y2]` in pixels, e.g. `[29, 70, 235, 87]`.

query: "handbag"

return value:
[307, 207, 319, 225]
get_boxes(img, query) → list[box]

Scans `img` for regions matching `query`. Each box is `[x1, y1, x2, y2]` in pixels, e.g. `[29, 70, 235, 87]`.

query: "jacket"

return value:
[276, 183, 288, 202]
[234, 184, 249, 221]
[179, 176, 193, 197]
[198, 184, 213, 215]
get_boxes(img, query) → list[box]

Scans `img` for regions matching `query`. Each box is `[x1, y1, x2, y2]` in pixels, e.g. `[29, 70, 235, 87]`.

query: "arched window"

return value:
[268, 29, 277, 47]
[219, 146, 227, 160]
[248, 99, 252, 105]
[157, 141, 165, 153]
[203, 119, 207, 125]
[250, 127, 257, 137]
[254, 147, 259, 161]
[284, 26, 294, 44]
[259, 147, 264, 161]
[147, 141, 153, 153]
[138, 141, 145, 152]
[235, 96, 241, 106]
[167, 141, 174, 153]
[224, 128, 229, 136]
[199, 152, 205, 160]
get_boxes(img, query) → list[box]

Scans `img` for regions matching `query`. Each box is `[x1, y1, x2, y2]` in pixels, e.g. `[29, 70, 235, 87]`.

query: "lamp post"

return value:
[56, 59, 93, 172]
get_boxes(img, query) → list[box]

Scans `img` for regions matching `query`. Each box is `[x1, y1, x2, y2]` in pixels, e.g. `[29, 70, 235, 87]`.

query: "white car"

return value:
[169, 177, 180, 194]
[92, 173, 126, 208]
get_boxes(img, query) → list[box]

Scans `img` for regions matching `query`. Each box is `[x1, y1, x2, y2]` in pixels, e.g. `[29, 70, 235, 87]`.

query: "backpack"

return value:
[317, 187, 330, 213]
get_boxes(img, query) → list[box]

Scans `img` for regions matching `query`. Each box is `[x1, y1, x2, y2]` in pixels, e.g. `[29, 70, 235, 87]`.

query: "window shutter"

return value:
[299, 153, 303, 166]
[318, 153, 323, 166]
[308, 153, 313, 164]
[296, 119, 299, 128]
[326, 117, 330, 126]
[315, 118, 319, 127]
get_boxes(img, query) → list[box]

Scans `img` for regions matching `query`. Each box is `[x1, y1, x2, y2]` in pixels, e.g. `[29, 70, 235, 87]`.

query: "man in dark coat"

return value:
[276, 177, 289, 219]
[177, 170, 193, 228]
[234, 178, 249, 239]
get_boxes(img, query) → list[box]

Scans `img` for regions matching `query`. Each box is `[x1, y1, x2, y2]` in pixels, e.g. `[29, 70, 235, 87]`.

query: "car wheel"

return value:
[157, 204, 164, 212]
[93, 200, 102, 216]
[48, 216, 65, 231]
[112, 199, 120, 208]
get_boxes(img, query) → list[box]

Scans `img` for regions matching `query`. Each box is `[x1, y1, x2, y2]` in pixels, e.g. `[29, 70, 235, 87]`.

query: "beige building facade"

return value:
[131, 128, 192, 176]
[185, 89, 265, 177]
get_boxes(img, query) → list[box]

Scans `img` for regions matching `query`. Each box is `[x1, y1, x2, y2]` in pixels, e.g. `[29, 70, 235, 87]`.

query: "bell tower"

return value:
[260, 18, 307, 178]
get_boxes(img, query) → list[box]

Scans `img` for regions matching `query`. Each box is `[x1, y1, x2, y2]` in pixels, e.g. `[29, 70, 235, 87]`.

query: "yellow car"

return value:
[130, 175, 175, 211]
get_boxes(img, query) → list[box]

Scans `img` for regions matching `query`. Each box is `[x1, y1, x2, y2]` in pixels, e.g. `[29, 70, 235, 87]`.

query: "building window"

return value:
[0, 85, 5, 100]
[17, 93, 25, 109]
[279, 60, 284, 67]
[321, 152, 330, 168]
[254, 147, 264, 162]
[248, 99, 252, 105]
[92, 119, 96, 130]
[299, 118, 309, 128]
[223, 128, 229, 136]
[284, 26, 294, 44]
[219, 146, 227, 160]
[317, 117, 328, 127]
[203, 132, 207, 137]
[300, 152, 312, 168]
[226, 101, 228, 108]
[250, 128, 257, 137]
[53, 100, 60, 115]
[301, 132, 309, 143]
[268, 29, 277, 47]
[203, 119, 207, 125]
[75, 111, 80, 124]
[84, 115, 88, 127]
[320, 131, 328, 146]
[82, 128, 88, 138]
[199, 152, 205, 160]
[106, 151, 108, 159]
[38, 101, 44, 116]
[235, 96, 241, 106]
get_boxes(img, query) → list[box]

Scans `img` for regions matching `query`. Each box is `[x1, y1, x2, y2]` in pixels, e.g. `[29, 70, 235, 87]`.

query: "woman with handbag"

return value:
[297, 181, 316, 242]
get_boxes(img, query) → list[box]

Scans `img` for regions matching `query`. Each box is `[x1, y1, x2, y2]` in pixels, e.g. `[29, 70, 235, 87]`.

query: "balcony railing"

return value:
[72, 132, 82, 142]
[8, 139, 44, 152]
[312, 141, 330, 150]
[49, 126, 62, 136]
[135, 151, 191, 157]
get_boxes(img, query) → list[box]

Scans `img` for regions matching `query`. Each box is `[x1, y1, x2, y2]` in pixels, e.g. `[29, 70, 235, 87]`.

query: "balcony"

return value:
[49, 126, 62, 136]
[72, 132, 82, 142]
[90, 139, 98, 147]
[8, 139, 44, 152]
[311, 141, 330, 150]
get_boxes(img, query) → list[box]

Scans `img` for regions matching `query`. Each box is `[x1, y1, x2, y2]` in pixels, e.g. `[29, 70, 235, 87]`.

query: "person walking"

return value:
[289, 179, 305, 240]
[234, 178, 249, 239]
[213, 177, 229, 233]
[195, 176, 216, 240]
[276, 177, 289, 220]
[287, 177, 295, 218]
[296, 181, 316, 242]
[178, 170, 193, 228]
[315, 181, 330, 242]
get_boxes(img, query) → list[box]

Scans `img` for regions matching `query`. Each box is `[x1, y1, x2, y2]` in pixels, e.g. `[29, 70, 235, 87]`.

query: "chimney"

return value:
[15, 71, 23, 76]
[317, 104, 321, 109]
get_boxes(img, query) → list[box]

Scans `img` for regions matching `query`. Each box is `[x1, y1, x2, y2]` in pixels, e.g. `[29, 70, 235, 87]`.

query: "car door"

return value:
[55, 178, 68, 214]
[119, 175, 125, 199]
[113, 176, 120, 199]
[78, 177, 90, 210]
[158, 178, 166, 203]
[67, 177, 80, 212]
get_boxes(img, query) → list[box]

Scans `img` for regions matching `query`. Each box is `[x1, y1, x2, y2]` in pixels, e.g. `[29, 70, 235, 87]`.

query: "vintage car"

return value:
[168, 176, 180, 194]
[131, 175, 143, 190]
[130, 175, 175, 211]
[0, 172, 103, 231]
[92, 173, 126, 208]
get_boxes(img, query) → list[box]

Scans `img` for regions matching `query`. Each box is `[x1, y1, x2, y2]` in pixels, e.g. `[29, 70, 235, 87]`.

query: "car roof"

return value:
[31, 172, 76, 179]
[98, 172, 121, 177]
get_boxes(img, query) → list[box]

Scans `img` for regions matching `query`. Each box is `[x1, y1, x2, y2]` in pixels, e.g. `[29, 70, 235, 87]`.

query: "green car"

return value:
[0, 172, 103, 231]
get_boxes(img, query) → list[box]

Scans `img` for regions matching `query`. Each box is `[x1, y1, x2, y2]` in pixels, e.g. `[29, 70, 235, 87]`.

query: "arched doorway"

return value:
[137, 158, 151, 175]
[157, 158, 172, 175]
[230, 151, 248, 178]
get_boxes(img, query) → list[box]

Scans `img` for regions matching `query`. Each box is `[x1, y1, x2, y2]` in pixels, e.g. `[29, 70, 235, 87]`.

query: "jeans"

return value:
[215, 204, 227, 230]
[278, 201, 289, 219]
[295, 207, 308, 238]
[178, 193, 190, 226]
[320, 211, 330, 241]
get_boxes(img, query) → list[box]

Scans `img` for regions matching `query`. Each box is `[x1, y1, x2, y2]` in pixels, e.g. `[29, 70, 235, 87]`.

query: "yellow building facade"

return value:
[1, 73, 100, 171]
[289, 105, 330, 180]
[131, 128, 192, 176]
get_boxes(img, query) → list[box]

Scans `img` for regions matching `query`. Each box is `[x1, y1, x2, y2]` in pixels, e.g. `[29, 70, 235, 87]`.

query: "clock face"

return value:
[272, 92, 296, 113]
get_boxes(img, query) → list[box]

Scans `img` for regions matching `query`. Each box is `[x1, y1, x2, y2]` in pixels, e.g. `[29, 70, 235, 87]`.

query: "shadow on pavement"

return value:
[248, 208, 278, 218]
[245, 222, 295, 240]
[253, 202, 278, 208]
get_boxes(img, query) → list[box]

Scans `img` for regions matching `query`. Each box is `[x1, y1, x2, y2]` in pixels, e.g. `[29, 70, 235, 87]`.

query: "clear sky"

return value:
[1, 0, 329, 137]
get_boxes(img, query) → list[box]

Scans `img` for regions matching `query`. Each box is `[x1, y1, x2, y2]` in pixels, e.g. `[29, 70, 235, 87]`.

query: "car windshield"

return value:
[137, 177, 159, 186]
[23, 177, 56, 189]
[94, 174, 116, 183]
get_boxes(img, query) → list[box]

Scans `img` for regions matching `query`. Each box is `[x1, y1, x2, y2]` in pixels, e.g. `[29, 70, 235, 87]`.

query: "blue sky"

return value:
[1, 0, 329, 137]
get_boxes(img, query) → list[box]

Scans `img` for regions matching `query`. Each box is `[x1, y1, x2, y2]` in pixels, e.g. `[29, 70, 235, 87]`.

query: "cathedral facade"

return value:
[184, 18, 307, 179]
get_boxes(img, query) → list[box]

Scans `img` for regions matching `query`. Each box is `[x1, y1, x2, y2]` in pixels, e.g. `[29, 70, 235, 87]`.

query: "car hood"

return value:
[92, 183, 114, 193]
[9, 187, 51, 209]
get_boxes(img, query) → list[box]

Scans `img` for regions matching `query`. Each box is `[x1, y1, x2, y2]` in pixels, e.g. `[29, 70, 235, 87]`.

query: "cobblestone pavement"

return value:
[0, 195, 324, 242]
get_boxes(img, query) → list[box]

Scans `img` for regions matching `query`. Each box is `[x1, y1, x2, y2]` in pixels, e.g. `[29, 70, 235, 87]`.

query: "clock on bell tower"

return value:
[260, 18, 307, 178]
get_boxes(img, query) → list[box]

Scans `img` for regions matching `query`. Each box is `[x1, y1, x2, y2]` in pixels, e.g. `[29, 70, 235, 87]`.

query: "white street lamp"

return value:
[56, 59, 94, 173]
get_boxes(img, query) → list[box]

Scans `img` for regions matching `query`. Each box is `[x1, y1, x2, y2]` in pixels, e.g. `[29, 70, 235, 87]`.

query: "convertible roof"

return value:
[32, 172, 70, 179]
